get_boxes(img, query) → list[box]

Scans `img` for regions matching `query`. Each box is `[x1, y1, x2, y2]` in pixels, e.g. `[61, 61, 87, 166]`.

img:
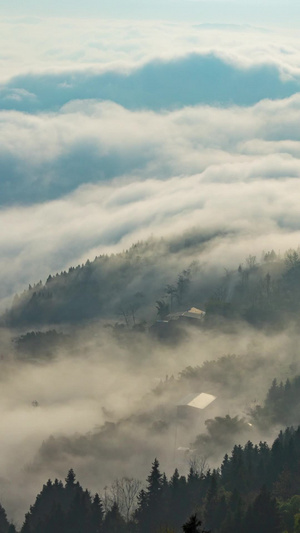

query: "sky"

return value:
[2, 0, 300, 26]
[0, 4, 300, 306]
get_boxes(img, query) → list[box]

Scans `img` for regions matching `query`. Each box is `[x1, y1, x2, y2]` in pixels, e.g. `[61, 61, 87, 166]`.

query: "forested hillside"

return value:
[3, 234, 300, 329]
[3, 234, 212, 326]
[2, 426, 300, 532]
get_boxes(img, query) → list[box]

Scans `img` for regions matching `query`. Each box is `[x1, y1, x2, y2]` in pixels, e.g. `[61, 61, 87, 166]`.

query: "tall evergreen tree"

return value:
[103, 502, 127, 533]
[91, 493, 104, 533]
[135, 459, 163, 533]
[0, 503, 10, 533]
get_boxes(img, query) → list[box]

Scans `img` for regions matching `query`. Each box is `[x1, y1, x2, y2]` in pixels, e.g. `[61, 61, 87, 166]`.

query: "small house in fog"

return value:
[150, 307, 206, 341]
[177, 392, 216, 419]
[166, 307, 206, 322]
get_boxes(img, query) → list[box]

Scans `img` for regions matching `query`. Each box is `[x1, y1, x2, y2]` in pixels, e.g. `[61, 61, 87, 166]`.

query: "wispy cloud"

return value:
[0, 95, 300, 303]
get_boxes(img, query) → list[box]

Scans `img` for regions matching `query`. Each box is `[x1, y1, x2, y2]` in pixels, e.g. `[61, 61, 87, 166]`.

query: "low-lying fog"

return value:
[0, 319, 299, 526]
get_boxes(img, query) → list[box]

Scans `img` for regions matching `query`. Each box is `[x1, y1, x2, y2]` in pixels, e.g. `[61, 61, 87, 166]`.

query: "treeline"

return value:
[205, 249, 300, 327]
[4, 237, 300, 330]
[2, 236, 207, 327]
[14, 330, 69, 361]
[4, 426, 300, 532]
[252, 377, 300, 429]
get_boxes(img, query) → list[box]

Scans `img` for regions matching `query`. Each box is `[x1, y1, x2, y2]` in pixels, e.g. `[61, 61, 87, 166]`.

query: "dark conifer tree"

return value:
[65, 489, 92, 533]
[20, 470, 92, 533]
[182, 514, 210, 533]
[147, 458, 162, 502]
[20, 514, 31, 533]
[103, 502, 127, 533]
[65, 469, 76, 488]
[0, 503, 10, 533]
[135, 458, 163, 532]
[187, 465, 206, 515]
[35, 503, 65, 533]
[166, 469, 188, 530]
[91, 493, 104, 533]
[203, 469, 219, 530]
[220, 489, 243, 533]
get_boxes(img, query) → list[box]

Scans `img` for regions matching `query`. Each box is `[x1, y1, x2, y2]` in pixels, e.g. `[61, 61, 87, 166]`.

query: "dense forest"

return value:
[3, 235, 207, 326]
[3, 425, 300, 532]
[3, 233, 300, 329]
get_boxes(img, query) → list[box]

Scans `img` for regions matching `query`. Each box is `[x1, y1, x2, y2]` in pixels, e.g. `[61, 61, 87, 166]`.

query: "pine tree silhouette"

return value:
[182, 514, 210, 533]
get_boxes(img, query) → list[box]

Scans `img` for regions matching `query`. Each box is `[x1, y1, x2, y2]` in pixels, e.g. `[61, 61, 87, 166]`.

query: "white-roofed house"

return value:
[177, 392, 217, 420]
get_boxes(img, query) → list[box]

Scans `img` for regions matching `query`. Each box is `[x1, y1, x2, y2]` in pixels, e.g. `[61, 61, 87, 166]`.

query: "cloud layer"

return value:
[3, 54, 300, 114]
[1, 95, 300, 302]
[0, 18, 300, 303]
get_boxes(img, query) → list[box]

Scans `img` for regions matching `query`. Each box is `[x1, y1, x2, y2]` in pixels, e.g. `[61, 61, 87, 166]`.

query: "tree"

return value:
[65, 489, 92, 533]
[165, 285, 177, 313]
[103, 502, 127, 533]
[167, 469, 188, 530]
[244, 486, 281, 533]
[0, 503, 10, 533]
[91, 493, 104, 533]
[177, 269, 191, 304]
[106, 477, 141, 521]
[156, 300, 170, 319]
[147, 458, 163, 503]
[188, 456, 208, 478]
[65, 469, 76, 488]
[135, 459, 163, 533]
[35, 503, 65, 533]
[245, 255, 258, 271]
[182, 514, 210, 533]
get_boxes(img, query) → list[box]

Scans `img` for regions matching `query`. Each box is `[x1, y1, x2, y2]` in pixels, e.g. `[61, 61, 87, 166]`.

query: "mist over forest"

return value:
[1, 5, 300, 533]
[1, 240, 300, 531]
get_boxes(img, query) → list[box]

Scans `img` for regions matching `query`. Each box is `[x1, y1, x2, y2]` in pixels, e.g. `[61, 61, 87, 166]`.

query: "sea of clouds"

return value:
[0, 18, 300, 305]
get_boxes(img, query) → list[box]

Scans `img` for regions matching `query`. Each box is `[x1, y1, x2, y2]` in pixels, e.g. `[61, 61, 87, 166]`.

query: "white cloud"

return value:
[1, 17, 300, 83]
[0, 96, 300, 303]
[0, 18, 300, 302]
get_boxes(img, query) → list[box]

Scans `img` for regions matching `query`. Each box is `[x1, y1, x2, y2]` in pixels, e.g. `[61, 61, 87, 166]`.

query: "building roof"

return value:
[166, 307, 206, 321]
[182, 307, 206, 319]
[178, 392, 216, 410]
